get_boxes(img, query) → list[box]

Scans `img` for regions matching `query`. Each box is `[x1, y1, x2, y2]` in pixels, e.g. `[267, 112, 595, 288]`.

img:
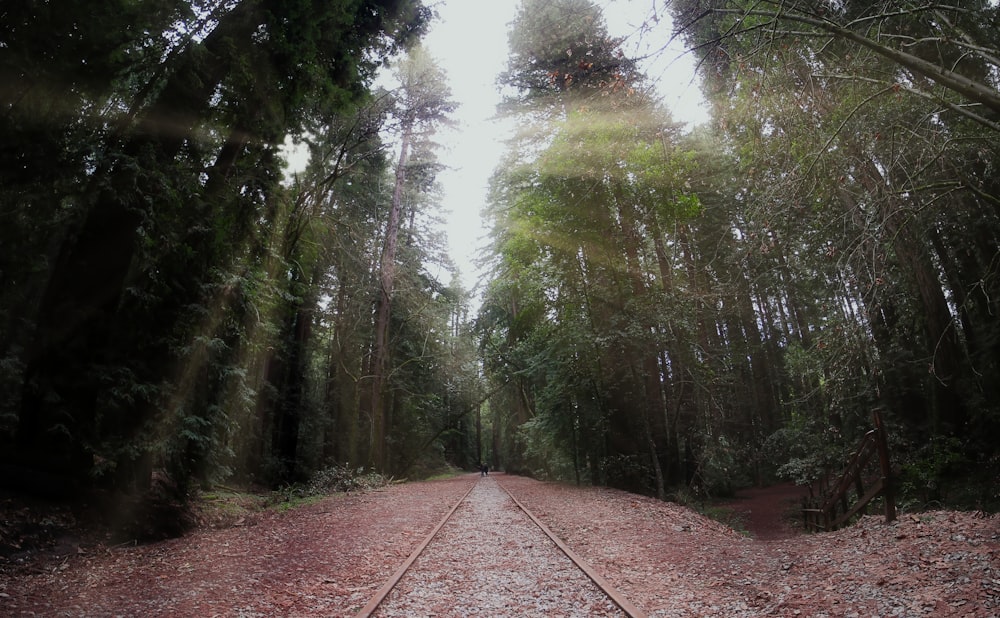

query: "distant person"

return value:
[480, 462, 489, 476]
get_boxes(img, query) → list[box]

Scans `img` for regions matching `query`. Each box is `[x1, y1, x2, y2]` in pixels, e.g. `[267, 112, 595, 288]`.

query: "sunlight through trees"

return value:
[1, 0, 997, 537]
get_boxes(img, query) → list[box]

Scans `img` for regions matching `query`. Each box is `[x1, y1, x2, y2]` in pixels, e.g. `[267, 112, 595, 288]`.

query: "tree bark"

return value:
[371, 121, 412, 471]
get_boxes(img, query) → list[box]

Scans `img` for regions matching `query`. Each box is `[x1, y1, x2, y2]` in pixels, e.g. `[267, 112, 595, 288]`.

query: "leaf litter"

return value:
[1, 473, 996, 617]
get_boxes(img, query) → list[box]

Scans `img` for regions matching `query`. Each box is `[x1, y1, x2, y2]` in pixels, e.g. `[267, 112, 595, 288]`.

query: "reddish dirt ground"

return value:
[717, 482, 807, 540]
[2, 474, 997, 616]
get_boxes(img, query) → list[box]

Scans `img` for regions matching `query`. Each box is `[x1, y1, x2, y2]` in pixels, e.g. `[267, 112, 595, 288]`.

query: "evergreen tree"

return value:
[1, 0, 430, 500]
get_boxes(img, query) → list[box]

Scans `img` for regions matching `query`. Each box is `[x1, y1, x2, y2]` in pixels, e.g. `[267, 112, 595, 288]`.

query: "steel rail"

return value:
[353, 481, 476, 618]
[495, 477, 647, 618]
[354, 474, 646, 618]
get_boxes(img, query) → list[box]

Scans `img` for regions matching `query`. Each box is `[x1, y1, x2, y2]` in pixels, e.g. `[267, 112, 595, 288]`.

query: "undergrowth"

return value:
[197, 464, 392, 526]
[670, 486, 752, 536]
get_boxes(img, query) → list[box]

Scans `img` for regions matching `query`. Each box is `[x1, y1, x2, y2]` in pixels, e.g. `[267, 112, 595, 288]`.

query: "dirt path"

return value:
[717, 482, 807, 540]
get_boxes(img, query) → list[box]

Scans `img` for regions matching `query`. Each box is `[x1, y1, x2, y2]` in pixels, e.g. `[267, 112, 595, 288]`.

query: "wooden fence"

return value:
[802, 408, 896, 532]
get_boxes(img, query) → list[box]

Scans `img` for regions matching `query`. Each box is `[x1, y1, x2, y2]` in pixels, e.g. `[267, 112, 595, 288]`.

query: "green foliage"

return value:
[895, 436, 976, 509]
[481, 0, 746, 500]
[501, 0, 637, 105]
[763, 415, 851, 486]
[5, 0, 997, 532]
[600, 453, 651, 492]
[305, 464, 391, 495]
[690, 435, 745, 498]
[267, 464, 391, 509]
[193, 489, 271, 529]
[672, 488, 752, 537]
[0, 0, 435, 508]
[517, 413, 577, 481]
[664, 0, 1000, 509]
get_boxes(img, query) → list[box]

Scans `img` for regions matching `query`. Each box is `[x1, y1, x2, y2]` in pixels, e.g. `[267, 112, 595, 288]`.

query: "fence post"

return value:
[872, 407, 896, 523]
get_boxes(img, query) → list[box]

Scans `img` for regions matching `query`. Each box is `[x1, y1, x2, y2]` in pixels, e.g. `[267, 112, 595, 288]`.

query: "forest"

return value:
[1, 0, 998, 537]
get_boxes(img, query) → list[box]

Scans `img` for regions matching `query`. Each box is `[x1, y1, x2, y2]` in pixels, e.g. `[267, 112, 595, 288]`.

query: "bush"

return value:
[893, 435, 999, 511]
[305, 464, 390, 495]
[763, 418, 850, 485]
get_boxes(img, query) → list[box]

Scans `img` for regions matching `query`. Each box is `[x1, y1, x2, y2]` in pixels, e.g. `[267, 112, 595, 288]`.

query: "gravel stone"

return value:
[375, 476, 626, 617]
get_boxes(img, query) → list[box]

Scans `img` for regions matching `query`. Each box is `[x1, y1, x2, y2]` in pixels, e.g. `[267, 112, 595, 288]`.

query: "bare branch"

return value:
[804, 85, 896, 180]
[932, 8, 1000, 68]
[703, 7, 1000, 118]
[814, 72, 1000, 132]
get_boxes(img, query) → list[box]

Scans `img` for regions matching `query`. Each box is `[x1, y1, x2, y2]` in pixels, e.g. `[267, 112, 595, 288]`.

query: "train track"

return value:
[354, 474, 646, 617]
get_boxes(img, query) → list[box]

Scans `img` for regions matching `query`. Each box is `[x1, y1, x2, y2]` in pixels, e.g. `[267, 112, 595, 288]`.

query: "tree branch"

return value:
[703, 7, 1000, 119]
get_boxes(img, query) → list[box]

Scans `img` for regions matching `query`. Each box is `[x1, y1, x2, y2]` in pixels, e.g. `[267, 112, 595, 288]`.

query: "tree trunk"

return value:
[371, 121, 412, 471]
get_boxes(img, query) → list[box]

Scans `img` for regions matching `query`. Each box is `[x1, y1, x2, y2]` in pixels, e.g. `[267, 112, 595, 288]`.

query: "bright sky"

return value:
[420, 0, 709, 295]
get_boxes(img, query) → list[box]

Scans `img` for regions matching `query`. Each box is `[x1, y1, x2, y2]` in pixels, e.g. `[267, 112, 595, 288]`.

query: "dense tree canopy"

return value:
[477, 0, 999, 509]
[0, 0, 484, 518]
[1, 0, 997, 538]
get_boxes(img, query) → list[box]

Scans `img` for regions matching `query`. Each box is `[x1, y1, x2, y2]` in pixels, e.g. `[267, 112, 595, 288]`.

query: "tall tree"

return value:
[2, 0, 429, 494]
[482, 0, 724, 495]
[667, 0, 1000, 493]
[369, 46, 456, 471]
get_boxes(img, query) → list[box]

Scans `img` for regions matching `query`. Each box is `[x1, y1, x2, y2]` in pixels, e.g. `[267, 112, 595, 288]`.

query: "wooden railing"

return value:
[802, 408, 896, 532]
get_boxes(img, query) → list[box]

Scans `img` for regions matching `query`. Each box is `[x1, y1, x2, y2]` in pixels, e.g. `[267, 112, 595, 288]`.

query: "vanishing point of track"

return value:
[354, 475, 646, 618]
